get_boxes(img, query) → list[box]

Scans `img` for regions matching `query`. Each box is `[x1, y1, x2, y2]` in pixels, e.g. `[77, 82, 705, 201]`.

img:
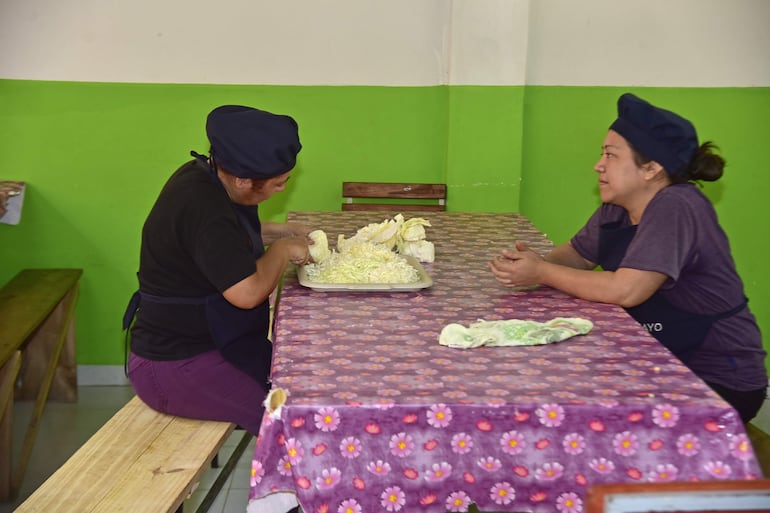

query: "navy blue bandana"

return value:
[610, 94, 698, 178]
[199, 105, 301, 179]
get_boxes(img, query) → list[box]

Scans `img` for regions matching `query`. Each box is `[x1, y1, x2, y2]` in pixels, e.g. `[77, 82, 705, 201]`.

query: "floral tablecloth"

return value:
[248, 212, 761, 513]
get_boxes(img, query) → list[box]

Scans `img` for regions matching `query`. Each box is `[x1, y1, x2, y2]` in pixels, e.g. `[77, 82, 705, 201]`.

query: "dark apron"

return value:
[123, 176, 272, 386]
[597, 220, 746, 362]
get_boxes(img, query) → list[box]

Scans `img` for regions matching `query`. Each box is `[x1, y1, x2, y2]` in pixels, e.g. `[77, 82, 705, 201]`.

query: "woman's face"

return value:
[248, 171, 293, 204]
[594, 130, 647, 206]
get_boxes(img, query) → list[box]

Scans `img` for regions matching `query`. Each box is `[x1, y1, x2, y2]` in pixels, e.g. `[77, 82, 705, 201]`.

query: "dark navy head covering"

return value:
[609, 93, 698, 177]
[201, 105, 301, 179]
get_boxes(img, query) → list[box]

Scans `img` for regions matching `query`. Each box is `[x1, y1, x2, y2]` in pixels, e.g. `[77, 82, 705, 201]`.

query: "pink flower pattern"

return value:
[450, 432, 474, 454]
[339, 436, 362, 459]
[445, 490, 472, 512]
[427, 403, 453, 428]
[247, 212, 761, 513]
[556, 491, 583, 513]
[500, 430, 526, 455]
[490, 481, 515, 505]
[612, 431, 639, 456]
[380, 486, 406, 511]
[677, 433, 701, 456]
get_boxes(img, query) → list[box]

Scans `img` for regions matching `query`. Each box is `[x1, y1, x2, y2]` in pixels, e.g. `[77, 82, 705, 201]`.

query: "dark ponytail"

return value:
[673, 141, 725, 184]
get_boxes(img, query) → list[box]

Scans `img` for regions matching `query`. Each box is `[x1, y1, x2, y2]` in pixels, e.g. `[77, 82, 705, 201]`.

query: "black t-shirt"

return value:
[130, 160, 259, 360]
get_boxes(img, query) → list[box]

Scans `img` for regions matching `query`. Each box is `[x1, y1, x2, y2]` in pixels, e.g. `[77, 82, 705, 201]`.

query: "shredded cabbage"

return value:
[303, 240, 420, 284]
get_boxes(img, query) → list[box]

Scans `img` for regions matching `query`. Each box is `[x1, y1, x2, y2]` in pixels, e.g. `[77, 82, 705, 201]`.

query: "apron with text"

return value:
[597, 220, 746, 362]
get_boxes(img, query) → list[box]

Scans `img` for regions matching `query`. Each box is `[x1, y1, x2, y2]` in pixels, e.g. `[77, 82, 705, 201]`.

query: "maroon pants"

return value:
[128, 350, 267, 434]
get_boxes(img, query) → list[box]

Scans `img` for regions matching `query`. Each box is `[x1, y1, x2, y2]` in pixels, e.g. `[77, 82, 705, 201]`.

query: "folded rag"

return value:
[438, 317, 593, 349]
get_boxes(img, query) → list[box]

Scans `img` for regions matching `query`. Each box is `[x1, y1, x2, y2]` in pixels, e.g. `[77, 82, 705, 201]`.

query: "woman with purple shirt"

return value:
[490, 93, 767, 422]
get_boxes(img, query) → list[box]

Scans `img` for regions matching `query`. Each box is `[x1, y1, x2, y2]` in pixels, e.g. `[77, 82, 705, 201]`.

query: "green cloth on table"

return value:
[439, 317, 593, 349]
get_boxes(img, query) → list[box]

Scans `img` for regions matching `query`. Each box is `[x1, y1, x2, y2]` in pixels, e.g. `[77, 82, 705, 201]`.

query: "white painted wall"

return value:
[526, 0, 770, 87]
[0, 0, 768, 86]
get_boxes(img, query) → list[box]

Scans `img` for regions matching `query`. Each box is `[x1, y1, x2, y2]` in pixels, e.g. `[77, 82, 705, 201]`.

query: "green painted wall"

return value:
[1, 80, 768, 370]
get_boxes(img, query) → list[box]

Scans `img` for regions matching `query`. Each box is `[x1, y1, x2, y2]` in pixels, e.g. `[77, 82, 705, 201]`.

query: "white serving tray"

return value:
[297, 255, 433, 292]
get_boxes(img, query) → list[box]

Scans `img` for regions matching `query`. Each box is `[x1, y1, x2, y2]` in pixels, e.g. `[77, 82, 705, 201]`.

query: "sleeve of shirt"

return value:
[570, 209, 602, 264]
[187, 196, 258, 293]
[570, 204, 625, 264]
[619, 189, 696, 282]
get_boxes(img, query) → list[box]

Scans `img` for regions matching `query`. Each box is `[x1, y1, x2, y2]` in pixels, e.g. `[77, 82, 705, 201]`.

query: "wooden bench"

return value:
[14, 395, 244, 513]
[0, 268, 82, 500]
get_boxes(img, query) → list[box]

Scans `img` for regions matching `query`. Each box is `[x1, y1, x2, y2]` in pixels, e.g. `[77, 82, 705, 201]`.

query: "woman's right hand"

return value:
[272, 236, 311, 266]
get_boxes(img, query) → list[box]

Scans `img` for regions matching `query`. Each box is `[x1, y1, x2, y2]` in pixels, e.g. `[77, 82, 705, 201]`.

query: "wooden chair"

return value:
[342, 182, 446, 212]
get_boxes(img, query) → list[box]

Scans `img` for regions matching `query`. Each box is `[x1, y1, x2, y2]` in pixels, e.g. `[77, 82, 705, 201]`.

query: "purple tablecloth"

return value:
[248, 212, 761, 513]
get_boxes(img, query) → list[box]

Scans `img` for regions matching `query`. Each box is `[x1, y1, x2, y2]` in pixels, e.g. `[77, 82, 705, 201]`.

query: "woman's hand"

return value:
[272, 236, 311, 265]
[261, 221, 314, 245]
[489, 241, 543, 288]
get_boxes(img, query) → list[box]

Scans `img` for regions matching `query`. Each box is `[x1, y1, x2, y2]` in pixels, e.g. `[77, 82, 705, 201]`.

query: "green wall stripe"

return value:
[1, 79, 768, 371]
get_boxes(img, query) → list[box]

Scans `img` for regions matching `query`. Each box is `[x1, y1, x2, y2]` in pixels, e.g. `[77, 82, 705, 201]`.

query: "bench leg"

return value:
[193, 431, 253, 513]
[0, 352, 22, 501]
[11, 287, 79, 498]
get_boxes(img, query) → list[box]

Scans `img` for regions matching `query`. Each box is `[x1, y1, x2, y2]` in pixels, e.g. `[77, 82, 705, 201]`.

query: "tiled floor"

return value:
[2, 385, 770, 513]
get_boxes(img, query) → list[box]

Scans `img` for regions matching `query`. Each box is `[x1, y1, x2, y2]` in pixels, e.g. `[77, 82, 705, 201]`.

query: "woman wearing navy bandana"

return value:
[124, 105, 313, 434]
[490, 93, 767, 423]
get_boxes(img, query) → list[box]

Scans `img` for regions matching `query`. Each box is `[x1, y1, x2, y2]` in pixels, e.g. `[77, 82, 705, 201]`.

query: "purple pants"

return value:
[128, 350, 267, 435]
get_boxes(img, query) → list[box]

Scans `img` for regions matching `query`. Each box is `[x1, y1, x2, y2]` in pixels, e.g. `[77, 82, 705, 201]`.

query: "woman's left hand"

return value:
[489, 242, 543, 288]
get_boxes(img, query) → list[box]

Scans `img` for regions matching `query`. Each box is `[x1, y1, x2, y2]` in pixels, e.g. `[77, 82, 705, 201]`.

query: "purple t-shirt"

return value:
[571, 184, 766, 391]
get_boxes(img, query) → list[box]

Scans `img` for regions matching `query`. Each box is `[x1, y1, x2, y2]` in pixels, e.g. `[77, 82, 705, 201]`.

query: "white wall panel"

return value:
[526, 0, 770, 86]
[0, 0, 767, 87]
[0, 0, 454, 85]
[449, 0, 530, 85]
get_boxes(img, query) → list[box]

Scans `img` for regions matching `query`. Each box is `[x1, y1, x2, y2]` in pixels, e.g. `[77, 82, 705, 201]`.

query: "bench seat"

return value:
[15, 395, 236, 513]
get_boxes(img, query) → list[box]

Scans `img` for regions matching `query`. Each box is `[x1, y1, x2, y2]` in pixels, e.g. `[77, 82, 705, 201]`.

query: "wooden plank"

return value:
[15, 396, 234, 513]
[342, 182, 446, 200]
[342, 182, 447, 212]
[0, 269, 82, 367]
[342, 203, 446, 212]
[95, 417, 235, 513]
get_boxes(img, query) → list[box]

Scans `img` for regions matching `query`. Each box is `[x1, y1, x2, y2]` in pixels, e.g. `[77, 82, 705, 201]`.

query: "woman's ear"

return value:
[643, 161, 667, 181]
[234, 177, 253, 190]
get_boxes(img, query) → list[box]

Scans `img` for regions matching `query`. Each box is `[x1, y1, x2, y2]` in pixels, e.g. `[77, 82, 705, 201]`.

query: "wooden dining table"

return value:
[247, 211, 762, 513]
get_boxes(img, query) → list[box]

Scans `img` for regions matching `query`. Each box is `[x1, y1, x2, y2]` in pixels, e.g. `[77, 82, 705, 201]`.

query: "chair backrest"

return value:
[342, 182, 447, 212]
